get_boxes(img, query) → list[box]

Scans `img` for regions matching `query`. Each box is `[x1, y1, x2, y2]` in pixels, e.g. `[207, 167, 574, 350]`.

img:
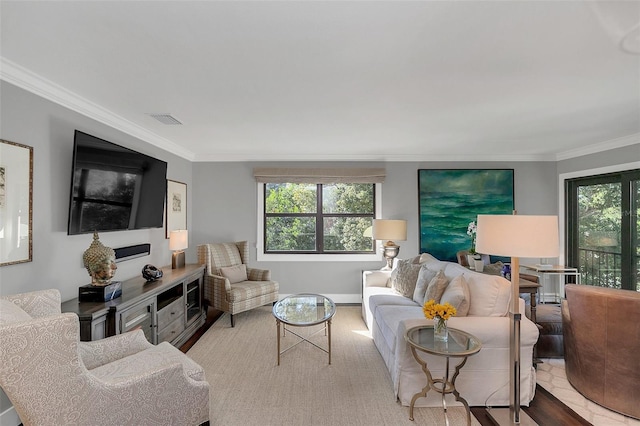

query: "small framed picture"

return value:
[166, 179, 187, 238]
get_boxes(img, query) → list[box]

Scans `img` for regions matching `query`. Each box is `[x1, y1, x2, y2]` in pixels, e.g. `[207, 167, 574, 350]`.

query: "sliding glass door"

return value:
[634, 178, 639, 290]
[566, 169, 639, 291]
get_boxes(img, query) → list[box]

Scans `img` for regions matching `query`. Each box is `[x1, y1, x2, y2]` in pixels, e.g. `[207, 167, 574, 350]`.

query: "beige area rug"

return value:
[187, 305, 481, 426]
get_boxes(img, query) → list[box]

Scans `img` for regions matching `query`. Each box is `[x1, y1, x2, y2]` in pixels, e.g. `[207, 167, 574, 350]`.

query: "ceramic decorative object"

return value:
[82, 232, 117, 286]
[474, 259, 484, 272]
[466, 254, 476, 269]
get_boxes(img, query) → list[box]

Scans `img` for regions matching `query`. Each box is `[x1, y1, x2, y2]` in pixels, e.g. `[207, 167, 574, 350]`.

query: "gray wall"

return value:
[0, 82, 194, 302]
[558, 143, 640, 174]
[191, 161, 559, 299]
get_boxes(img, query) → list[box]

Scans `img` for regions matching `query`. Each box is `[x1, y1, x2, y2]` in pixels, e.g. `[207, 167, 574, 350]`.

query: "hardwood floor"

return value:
[471, 385, 591, 426]
[179, 306, 224, 353]
[181, 307, 590, 425]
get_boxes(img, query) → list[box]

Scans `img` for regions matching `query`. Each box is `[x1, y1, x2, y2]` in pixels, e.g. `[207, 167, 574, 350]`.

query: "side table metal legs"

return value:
[408, 346, 472, 426]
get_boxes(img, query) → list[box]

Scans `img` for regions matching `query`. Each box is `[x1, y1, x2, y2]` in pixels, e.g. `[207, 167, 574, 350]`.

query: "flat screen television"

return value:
[67, 130, 168, 235]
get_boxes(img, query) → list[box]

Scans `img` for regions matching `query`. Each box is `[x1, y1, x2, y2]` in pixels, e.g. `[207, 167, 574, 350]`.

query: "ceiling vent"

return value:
[147, 113, 183, 125]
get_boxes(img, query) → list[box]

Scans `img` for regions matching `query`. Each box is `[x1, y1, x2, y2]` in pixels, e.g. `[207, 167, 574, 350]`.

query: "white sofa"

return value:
[362, 253, 539, 408]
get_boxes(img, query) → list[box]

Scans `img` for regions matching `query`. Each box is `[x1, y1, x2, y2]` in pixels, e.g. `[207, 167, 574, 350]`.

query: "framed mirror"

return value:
[0, 139, 33, 266]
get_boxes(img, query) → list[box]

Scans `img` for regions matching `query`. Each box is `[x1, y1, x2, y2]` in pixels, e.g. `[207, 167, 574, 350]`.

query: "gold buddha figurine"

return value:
[82, 232, 117, 286]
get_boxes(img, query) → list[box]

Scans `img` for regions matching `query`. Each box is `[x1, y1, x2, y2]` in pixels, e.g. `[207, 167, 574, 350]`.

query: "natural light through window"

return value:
[257, 183, 382, 262]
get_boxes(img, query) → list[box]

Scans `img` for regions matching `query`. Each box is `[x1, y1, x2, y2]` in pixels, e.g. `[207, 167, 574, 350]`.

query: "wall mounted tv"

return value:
[67, 130, 168, 235]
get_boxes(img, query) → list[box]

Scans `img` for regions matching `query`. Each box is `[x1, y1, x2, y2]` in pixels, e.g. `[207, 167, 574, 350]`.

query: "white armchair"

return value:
[0, 289, 210, 426]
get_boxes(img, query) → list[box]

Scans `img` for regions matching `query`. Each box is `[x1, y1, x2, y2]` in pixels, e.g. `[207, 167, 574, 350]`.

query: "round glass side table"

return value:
[404, 325, 482, 425]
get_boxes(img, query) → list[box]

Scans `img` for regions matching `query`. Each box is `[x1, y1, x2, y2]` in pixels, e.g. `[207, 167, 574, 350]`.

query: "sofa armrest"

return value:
[79, 329, 153, 370]
[363, 270, 392, 289]
[2, 289, 62, 318]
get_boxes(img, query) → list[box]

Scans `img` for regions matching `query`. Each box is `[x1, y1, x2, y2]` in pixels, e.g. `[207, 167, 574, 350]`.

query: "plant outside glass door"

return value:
[567, 170, 639, 291]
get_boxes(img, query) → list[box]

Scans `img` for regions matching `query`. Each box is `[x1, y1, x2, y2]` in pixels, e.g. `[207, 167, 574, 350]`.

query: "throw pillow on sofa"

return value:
[423, 269, 449, 304]
[390, 259, 422, 298]
[440, 274, 471, 316]
[413, 265, 438, 304]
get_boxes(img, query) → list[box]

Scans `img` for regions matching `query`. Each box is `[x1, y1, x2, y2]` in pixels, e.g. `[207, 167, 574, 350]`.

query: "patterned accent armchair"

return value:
[198, 241, 279, 327]
[0, 289, 210, 426]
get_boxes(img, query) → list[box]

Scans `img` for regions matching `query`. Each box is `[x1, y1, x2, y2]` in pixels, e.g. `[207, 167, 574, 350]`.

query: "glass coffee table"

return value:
[272, 294, 336, 365]
[404, 325, 482, 425]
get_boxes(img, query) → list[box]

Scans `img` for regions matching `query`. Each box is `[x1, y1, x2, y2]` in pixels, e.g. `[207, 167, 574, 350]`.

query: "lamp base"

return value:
[381, 245, 400, 270]
[172, 251, 185, 269]
[486, 408, 538, 425]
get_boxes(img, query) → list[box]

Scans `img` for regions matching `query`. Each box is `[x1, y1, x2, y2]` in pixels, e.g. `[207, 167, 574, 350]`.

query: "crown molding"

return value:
[191, 152, 556, 162]
[0, 57, 197, 161]
[555, 133, 640, 161]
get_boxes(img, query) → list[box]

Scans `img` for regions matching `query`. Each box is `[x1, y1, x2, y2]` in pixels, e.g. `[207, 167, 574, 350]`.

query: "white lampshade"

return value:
[169, 230, 188, 251]
[372, 219, 407, 243]
[475, 215, 559, 258]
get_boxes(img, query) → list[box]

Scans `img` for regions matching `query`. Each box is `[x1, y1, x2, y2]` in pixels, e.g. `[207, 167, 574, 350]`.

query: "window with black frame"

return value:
[263, 182, 376, 254]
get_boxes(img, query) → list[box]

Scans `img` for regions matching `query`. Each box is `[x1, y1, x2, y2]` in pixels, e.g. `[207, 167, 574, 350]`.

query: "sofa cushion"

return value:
[412, 266, 437, 305]
[390, 259, 422, 298]
[0, 299, 32, 325]
[440, 274, 471, 316]
[369, 292, 419, 321]
[373, 304, 424, 357]
[423, 270, 449, 304]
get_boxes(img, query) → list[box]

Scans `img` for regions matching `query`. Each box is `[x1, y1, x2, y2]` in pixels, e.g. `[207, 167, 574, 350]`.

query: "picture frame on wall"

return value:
[166, 179, 187, 238]
[418, 169, 514, 262]
[0, 139, 33, 267]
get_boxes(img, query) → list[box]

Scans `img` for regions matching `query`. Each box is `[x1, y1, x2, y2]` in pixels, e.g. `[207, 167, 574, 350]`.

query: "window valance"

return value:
[253, 167, 386, 184]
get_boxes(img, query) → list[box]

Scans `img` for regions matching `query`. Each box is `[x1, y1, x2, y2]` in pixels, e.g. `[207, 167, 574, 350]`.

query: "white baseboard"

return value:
[0, 406, 20, 426]
[277, 293, 361, 304]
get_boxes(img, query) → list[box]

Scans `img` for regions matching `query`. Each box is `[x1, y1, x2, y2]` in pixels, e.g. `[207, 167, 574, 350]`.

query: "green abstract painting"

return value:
[418, 169, 514, 262]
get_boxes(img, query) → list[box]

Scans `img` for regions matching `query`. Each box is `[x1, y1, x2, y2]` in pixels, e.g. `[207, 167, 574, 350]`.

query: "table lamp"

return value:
[169, 230, 188, 269]
[475, 213, 559, 425]
[372, 219, 407, 270]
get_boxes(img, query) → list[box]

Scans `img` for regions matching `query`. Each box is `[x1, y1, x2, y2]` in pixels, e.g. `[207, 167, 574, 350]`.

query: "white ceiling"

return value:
[1, 0, 639, 162]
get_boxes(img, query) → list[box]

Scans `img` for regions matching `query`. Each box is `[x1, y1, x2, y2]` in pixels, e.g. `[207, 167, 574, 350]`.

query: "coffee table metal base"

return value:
[276, 319, 332, 365]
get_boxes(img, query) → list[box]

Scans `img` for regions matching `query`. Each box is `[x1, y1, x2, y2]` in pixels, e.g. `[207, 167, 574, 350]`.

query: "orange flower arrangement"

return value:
[423, 299, 456, 334]
[423, 299, 457, 321]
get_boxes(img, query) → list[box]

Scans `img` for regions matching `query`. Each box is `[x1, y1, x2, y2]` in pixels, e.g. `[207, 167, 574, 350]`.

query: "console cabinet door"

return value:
[119, 298, 156, 344]
[185, 272, 203, 325]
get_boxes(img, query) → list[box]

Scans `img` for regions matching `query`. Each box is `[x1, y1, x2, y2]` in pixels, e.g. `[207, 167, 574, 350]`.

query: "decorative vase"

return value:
[474, 259, 484, 272]
[434, 316, 448, 342]
[466, 254, 476, 270]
